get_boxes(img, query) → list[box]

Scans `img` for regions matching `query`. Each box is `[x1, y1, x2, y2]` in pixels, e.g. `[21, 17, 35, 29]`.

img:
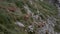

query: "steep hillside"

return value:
[0, 0, 59, 34]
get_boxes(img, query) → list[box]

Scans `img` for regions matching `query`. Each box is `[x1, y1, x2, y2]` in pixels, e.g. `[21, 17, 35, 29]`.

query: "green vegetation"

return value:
[0, 0, 59, 34]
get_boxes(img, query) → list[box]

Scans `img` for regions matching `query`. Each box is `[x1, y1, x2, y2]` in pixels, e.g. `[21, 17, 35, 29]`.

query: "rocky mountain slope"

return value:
[0, 0, 59, 34]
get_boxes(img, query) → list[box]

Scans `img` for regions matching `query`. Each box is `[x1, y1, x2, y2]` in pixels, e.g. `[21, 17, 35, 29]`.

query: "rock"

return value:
[15, 21, 25, 27]
[28, 25, 34, 32]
